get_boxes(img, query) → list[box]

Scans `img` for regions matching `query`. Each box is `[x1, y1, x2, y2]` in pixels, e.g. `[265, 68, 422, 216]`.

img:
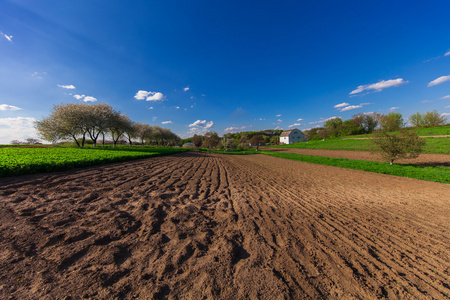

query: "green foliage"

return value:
[379, 112, 404, 131]
[262, 151, 450, 184]
[0, 146, 188, 177]
[370, 130, 425, 165]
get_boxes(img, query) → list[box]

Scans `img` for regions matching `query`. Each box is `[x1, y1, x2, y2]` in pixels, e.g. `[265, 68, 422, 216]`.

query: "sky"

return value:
[1, 0, 450, 144]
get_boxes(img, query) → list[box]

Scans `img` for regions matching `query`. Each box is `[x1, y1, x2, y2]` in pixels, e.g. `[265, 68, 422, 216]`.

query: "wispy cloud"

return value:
[441, 113, 450, 117]
[389, 107, 399, 110]
[58, 84, 76, 90]
[184, 86, 189, 92]
[340, 105, 362, 112]
[297, 118, 303, 121]
[421, 100, 433, 103]
[334, 102, 349, 108]
[350, 78, 408, 95]
[73, 94, 97, 102]
[0, 104, 22, 111]
[224, 126, 248, 133]
[162, 121, 173, 125]
[445, 49, 450, 56]
[444, 105, 450, 109]
[0, 117, 38, 144]
[288, 123, 303, 128]
[134, 90, 165, 101]
[441, 95, 450, 100]
[276, 114, 282, 117]
[428, 75, 450, 87]
[1, 32, 13, 42]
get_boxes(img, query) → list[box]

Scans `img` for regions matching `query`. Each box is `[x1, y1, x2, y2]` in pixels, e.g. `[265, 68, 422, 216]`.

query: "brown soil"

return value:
[263, 148, 450, 166]
[0, 152, 449, 299]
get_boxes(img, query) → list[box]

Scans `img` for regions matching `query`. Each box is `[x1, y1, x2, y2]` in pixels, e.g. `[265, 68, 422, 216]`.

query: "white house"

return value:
[279, 129, 306, 144]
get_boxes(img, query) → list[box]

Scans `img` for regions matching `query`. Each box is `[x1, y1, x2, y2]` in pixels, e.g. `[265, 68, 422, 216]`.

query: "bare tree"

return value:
[370, 129, 425, 165]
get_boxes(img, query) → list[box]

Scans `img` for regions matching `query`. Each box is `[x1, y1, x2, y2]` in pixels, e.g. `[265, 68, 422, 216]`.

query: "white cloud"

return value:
[162, 121, 173, 125]
[184, 86, 189, 91]
[440, 95, 450, 100]
[258, 118, 266, 121]
[340, 105, 362, 112]
[224, 126, 248, 133]
[58, 84, 76, 90]
[276, 114, 282, 117]
[288, 123, 303, 128]
[149, 107, 154, 110]
[428, 75, 450, 87]
[389, 107, 399, 110]
[308, 116, 338, 125]
[444, 105, 450, 109]
[201, 94, 206, 97]
[0, 117, 38, 144]
[297, 118, 303, 121]
[1, 32, 13, 42]
[334, 102, 349, 108]
[83, 96, 97, 102]
[134, 90, 165, 101]
[189, 120, 213, 128]
[350, 78, 408, 95]
[277, 119, 282, 123]
[175, 106, 180, 109]
[445, 50, 450, 56]
[73, 94, 97, 102]
[0, 104, 22, 111]
[441, 113, 450, 116]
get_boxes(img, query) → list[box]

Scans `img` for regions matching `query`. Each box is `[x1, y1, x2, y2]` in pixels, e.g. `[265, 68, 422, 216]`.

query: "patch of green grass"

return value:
[0, 146, 189, 177]
[344, 125, 450, 138]
[261, 151, 450, 184]
[274, 137, 450, 154]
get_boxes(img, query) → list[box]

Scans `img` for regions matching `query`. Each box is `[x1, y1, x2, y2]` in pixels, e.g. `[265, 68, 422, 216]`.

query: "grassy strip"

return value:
[0, 146, 189, 178]
[275, 137, 450, 154]
[262, 151, 450, 184]
[344, 125, 450, 138]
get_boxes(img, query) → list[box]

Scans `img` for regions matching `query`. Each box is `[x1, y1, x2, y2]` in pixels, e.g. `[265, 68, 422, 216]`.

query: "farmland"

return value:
[0, 152, 449, 299]
[0, 146, 188, 177]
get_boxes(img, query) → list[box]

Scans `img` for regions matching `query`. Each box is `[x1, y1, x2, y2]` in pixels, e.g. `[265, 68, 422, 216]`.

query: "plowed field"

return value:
[0, 152, 449, 299]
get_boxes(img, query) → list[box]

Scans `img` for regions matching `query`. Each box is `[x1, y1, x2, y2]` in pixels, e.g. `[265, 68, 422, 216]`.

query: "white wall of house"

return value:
[280, 129, 306, 144]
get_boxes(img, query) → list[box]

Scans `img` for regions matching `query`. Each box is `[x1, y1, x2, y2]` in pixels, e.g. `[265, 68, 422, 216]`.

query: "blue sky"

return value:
[1, 0, 450, 143]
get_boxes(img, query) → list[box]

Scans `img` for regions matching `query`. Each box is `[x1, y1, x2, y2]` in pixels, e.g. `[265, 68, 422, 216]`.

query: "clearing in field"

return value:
[0, 152, 449, 299]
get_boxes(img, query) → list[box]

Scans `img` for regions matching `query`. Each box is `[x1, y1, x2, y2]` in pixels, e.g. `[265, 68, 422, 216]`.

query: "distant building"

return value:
[279, 129, 307, 144]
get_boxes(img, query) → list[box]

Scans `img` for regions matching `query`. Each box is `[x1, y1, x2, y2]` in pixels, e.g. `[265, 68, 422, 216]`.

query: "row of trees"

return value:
[35, 103, 179, 147]
[307, 110, 447, 140]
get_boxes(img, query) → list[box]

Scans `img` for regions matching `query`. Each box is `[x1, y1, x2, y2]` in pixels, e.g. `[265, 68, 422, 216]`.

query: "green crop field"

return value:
[275, 137, 450, 154]
[0, 146, 188, 177]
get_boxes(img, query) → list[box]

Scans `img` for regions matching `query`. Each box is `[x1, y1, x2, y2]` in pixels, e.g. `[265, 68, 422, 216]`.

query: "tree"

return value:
[25, 138, 41, 144]
[191, 134, 203, 148]
[362, 113, 380, 133]
[86, 103, 116, 147]
[250, 135, 264, 150]
[409, 112, 425, 127]
[423, 110, 447, 126]
[109, 113, 133, 147]
[35, 117, 64, 146]
[379, 112, 404, 132]
[203, 131, 220, 149]
[324, 117, 343, 137]
[370, 129, 425, 165]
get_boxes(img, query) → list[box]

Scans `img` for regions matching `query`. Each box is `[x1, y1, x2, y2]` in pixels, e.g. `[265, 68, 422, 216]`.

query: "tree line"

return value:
[35, 103, 180, 147]
[307, 110, 447, 140]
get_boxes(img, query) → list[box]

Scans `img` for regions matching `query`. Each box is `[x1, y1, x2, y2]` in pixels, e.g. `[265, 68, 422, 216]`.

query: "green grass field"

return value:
[262, 151, 450, 184]
[344, 125, 450, 138]
[275, 137, 450, 154]
[0, 146, 188, 177]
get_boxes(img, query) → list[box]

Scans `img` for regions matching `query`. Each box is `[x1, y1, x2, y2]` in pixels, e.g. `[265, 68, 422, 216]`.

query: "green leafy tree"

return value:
[423, 110, 447, 126]
[203, 131, 220, 149]
[379, 112, 404, 132]
[409, 112, 425, 127]
[250, 134, 264, 150]
[191, 134, 203, 148]
[324, 117, 343, 137]
[370, 129, 425, 165]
